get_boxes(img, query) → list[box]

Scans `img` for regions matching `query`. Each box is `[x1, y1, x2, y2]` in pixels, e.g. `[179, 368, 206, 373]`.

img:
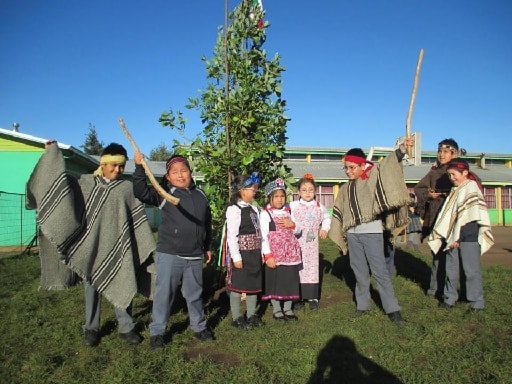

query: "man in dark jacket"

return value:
[133, 152, 213, 350]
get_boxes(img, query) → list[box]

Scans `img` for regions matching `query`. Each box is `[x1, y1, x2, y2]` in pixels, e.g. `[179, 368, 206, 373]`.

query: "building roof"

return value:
[5, 130, 510, 187]
[285, 161, 512, 185]
[286, 145, 512, 160]
[0, 128, 98, 169]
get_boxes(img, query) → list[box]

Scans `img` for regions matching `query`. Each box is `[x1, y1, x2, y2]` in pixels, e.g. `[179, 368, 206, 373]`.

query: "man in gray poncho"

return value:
[328, 138, 413, 325]
[26, 141, 156, 347]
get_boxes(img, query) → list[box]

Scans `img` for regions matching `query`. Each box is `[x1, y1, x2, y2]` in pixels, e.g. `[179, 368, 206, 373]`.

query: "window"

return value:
[483, 187, 496, 209]
[502, 187, 512, 209]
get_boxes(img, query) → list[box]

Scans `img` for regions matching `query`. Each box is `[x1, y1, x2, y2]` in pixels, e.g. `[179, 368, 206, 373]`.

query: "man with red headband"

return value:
[428, 158, 494, 313]
[329, 138, 413, 325]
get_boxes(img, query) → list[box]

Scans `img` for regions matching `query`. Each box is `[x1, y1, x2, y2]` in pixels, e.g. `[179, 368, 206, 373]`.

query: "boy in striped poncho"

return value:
[428, 159, 494, 313]
[27, 141, 156, 347]
[328, 137, 413, 325]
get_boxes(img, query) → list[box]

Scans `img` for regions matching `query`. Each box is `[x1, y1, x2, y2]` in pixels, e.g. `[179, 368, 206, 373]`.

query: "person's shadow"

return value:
[202, 264, 230, 329]
[318, 252, 332, 299]
[394, 248, 441, 297]
[308, 335, 403, 384]
[331, 252, 382, 309]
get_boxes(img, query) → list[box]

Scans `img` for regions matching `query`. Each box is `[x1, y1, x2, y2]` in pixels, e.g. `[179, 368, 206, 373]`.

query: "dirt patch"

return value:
[0, 246, 39, 258]
[414, 226, 512, 269]
[480, 226, 512, 269]
[184, 341, 240, 365]
[319, 289, 353, 307]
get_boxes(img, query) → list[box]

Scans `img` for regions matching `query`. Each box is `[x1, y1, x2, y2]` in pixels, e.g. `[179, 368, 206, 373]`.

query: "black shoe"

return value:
[83, 329, 99, 347]
[439, 302, 454, 309]
[284, 311, 298, 321]
[388, 311, 406, 325]
[273, 311, 287, 321]
[293, 301, 305, 311]
[247, 315, 265, 327]
[195, 328, 214, 341]
[309, 299, 319, 311]
[150, 335, 165, 350]
[119, 330, 142, 345]
[232, 316, 252, 330]
[353, 309, 370, 318]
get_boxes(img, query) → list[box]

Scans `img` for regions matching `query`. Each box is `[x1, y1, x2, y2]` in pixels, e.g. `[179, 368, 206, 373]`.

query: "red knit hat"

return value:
[166, 155, 190, 172]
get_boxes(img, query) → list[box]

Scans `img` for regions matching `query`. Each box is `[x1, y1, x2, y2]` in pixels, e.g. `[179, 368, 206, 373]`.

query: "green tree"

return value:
[159, 0, 292, 233]
[81, 123, 104, 155]
[149, 142, 173, 161]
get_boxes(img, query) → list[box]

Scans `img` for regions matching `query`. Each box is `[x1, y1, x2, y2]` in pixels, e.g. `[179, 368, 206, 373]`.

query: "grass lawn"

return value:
[1, 239, 511, 384]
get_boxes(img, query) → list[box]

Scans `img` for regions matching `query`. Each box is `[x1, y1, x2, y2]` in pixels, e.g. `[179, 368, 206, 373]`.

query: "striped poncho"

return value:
[328, 152, 411, 255]
[26, 144, 156, 309]
[428, 179, 494, 255]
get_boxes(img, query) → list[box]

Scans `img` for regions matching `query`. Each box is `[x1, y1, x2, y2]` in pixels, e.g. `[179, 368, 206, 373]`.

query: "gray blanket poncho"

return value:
[328, 153, 411, 255]
[26, 144, 156, 309]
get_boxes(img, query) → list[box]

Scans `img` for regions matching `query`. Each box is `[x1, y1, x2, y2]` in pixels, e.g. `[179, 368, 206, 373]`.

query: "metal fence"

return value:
[0, 191, 37, 254]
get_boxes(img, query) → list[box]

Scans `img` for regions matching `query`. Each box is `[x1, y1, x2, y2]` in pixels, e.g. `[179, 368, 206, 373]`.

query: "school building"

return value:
[1, 127, 511, 248]
[282, 145, 512, 227]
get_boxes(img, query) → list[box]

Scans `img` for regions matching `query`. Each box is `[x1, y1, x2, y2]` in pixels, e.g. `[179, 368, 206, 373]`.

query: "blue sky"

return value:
[1, 0, 511, 156]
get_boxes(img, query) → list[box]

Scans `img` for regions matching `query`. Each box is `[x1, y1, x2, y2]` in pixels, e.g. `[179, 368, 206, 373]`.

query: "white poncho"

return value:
[428, 179, 494, 255]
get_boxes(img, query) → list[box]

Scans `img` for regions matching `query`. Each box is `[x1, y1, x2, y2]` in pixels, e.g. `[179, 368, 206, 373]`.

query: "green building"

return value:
[0, 128, 98, 248]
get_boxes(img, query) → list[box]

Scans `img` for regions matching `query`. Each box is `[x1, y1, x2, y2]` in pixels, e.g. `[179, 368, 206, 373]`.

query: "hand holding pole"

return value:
[119, 117, 180, 206]
[405, 48, 424, 157]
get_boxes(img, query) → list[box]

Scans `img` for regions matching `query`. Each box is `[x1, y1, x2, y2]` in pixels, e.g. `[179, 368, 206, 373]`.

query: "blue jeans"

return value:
[149, 252, 207, 336]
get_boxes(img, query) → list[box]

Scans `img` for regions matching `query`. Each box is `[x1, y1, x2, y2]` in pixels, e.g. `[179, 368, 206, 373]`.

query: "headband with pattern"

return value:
[264, 177, 286, 197]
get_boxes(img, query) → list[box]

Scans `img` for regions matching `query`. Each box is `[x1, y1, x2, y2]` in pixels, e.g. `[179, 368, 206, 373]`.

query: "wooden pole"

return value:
[405, 48, 424, 157]
[118, 118, 180, 206]
[224, 0, 232, 198]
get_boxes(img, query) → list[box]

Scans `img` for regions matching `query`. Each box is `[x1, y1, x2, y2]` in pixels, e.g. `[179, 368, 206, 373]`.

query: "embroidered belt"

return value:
[238, 234, 261, 251]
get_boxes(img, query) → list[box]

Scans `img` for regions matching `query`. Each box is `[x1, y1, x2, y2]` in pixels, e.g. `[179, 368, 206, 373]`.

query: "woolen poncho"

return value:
[26, 144, 156, 309]
[328, 153, 410, 255]
[428, 179, 494, 255]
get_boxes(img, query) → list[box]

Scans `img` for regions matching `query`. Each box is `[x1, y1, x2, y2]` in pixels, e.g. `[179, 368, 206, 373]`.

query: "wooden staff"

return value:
[119, 117, 180, 206]
[405, 48, 424, 157]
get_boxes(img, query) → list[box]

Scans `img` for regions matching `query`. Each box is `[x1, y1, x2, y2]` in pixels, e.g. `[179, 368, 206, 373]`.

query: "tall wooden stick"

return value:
[224, 0, 232, 199]
[118, 117, 180, 206]
[405, 48, 424, 157]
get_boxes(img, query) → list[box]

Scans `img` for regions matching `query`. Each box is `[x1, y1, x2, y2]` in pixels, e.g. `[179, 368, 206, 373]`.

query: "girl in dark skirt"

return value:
[225, 173, 264, 329]
[261, 178, 302, 321]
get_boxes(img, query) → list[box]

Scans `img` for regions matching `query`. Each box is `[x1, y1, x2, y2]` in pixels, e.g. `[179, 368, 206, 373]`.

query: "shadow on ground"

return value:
[307, 334, 403, 384]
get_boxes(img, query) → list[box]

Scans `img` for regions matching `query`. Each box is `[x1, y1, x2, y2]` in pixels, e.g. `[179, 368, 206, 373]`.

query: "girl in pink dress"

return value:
[290, 174, 331, 310]
[261, 178, 302, 321]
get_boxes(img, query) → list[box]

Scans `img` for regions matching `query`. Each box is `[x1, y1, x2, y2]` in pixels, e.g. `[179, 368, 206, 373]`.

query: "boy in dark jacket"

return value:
[133, 152, 213, 350]
[414, 138, 463, 299]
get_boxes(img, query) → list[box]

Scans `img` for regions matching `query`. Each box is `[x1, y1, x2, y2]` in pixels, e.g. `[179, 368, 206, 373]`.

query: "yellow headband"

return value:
[93, 155, 126, 177]
[99, 154, 126, 165]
